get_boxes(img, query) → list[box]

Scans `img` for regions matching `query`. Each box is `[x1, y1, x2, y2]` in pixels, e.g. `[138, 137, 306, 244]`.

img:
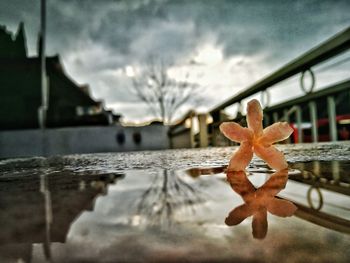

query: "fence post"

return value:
[308, 101, 318, 142]
[283, 109, 291, 143]
[189, 115, 196, 148]
[198, 114, 208, 148]
[327, 96, 338, 141]
[295, 106, 303, 143]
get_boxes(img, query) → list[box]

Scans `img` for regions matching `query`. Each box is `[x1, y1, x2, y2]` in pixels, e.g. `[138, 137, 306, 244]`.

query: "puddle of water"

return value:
[0, 155, 350, 262]
[186, 160, 350, 236]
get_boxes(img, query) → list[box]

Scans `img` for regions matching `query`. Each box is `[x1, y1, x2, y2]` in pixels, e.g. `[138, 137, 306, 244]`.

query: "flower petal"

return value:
[219, 122, 253, 143]
[246, 99, 263, 137]
[259, 122, 293, 146]
[253, 144, 288, 170]
[267, 198, 297, 217]
[259, 169, 288, 196]
[225, 204, 253, 226]
[252, 208, 268, 239]
[227, 141, 253, 171]
[226, 170, 255, 200]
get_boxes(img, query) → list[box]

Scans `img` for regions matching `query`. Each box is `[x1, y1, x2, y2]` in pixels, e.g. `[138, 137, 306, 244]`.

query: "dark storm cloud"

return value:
[52, 0, 349, 66]
[0, 0, 349, 121]
[2, 0, 348, 64]
[165, 0, 350, 62]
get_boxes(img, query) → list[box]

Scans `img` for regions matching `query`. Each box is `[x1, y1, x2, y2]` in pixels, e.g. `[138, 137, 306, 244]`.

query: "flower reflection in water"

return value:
[225, 169, 297, 239]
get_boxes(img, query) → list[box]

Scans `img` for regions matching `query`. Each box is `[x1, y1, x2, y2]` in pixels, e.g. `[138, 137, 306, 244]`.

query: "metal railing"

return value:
[208, 26, 350, 146]
[168, 27, 350, 148]
[210, 27, 350, 116]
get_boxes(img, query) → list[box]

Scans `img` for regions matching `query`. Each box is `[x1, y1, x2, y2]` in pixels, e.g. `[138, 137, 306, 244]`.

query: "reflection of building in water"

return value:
[0, 23, 119, 130]
[0, 170, 123, 262]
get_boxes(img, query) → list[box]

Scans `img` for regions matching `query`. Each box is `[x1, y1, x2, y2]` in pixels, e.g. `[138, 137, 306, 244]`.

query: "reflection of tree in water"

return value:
[136, 169, 205, 228]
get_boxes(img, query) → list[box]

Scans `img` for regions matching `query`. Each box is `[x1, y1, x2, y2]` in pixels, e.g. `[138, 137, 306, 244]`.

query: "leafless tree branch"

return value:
[130, 60, 201, 124]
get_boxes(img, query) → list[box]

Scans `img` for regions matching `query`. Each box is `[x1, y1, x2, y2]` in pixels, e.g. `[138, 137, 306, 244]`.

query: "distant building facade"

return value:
[0, 22, 117, 130]
[0, 23, 170, 158]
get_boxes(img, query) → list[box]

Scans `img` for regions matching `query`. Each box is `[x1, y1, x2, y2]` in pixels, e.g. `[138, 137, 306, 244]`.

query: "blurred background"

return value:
[0, 0, 349, 157]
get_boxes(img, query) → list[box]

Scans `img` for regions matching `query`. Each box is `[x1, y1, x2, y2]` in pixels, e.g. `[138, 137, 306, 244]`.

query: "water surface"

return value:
[0, 142, 349, 262]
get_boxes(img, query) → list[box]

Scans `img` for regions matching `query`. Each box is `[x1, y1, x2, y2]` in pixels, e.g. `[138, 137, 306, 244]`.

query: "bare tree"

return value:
[131, 61, 200, 124]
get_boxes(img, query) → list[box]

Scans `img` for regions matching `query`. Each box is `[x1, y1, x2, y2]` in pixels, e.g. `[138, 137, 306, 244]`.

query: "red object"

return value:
[290, 114, 350, 143]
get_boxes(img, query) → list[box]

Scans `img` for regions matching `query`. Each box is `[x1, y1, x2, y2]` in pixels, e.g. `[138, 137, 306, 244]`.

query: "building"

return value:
[0, 22, 116, 130]
[0, 22, 169, 158]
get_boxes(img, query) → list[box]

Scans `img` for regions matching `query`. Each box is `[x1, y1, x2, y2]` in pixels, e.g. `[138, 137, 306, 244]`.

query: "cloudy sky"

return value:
[0, 0, 349, 122]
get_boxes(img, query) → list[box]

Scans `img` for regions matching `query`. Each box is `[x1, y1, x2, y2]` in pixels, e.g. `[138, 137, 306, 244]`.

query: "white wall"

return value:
[0, 124, 169, 158]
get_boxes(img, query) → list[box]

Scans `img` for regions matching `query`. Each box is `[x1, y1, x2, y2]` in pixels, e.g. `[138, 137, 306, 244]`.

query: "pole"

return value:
[40, 173, 52, 261]
[38, 0, 48, 129]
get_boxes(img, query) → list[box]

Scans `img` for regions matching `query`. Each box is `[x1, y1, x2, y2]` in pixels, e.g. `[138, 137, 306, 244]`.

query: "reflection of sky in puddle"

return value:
[0, 159, 350, 262]
[68, 161, 350, 260]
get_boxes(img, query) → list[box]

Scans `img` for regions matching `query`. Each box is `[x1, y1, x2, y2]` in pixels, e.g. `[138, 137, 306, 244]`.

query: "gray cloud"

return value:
[2, 0, 349, 61]
[0, 0, 349, 122]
